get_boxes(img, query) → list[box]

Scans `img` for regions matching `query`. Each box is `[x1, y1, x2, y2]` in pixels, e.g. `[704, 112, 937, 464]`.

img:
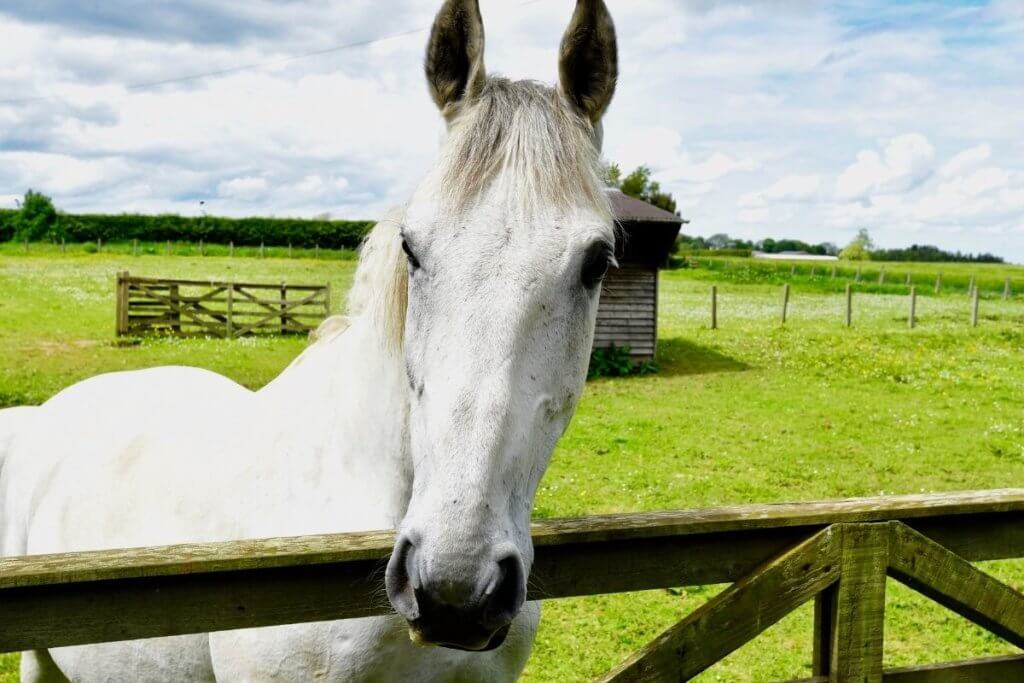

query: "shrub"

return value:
[588, 345, 659, 379]
[11, 190, 65, 243]
[0, 209, 15, 242]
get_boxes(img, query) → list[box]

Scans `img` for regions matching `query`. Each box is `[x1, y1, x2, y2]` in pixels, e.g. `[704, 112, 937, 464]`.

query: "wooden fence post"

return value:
[935, 272, 942, 294]
[909, 286, 917, 329]
[288, 243, 293, 259]
[199, 239, 204, 257]
[711, 286, 718, 330]
[972, 287, 980, 327]
[791, 265, 796, 277]
[781, 284, 790, 324]
[878, 267, 886, 285]
[831, 265, 837, 280]
[169, 284, 181, 333]
[61, 238, 66, 254]
[856, 266, 862, 282]
[133, 239, 139, 257]
[229, 242, 234, 258]
[115, 272, 129, 336]
[315, 244, 320, 260]
[968, 275, 976, 298]
[23, 239, 29, 253]
[1005, 278, 1012, 300]
[226, 284, 234, 339]
[97, 238, 102, 253]
[260, 242, 266, 259]
[166, 240, 171, 256]
[905, 273, 911, 286]
[280, 282, 288, 335]
[845, 284, 853, 328]
[830, 524, 888, 681]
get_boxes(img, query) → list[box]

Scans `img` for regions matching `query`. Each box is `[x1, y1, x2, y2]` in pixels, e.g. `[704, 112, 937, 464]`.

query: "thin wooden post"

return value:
[133, 239, 138, 257]
[831, 264, 837, 279]
[324, 283, 332, 319]
[908, 286, 917, 329]
[830, 524, 889, 682]
[855, 266, 862, 282]
[935, 272, 942, 294]
[199, 239, 204, 257]
[23, 239, 29, 253]
[229, 241, 234, 258]
[711, 285, 718, 330]
[845, 284, 853, 328]
[315, 244, 320, 260]
[288, 243, 293, 259]
[781, 284, 790, 324]
[905, 273, 911, 286]
[791, 264, 796, 277]
[170, 284, 181, 333]
[280, 282, 288, 335]
[166, 240, 172, 256]
[878, 267, 886, 285]
[811, 266, 817, 278]
[115, 272, 129, 336]
[972, 287, 980, 327]
[97, 238, 102, 253]
[968, 275, 976, 298]
[260, 242, 266, 259]
[1004, 278, 1012, 300]
[61, 238, 66, 254]
[226, 284, 234, 339]
[812, 586, 838, 677]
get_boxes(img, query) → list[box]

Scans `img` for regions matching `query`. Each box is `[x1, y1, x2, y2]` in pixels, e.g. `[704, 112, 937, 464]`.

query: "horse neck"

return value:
[257, 316, 412, 527]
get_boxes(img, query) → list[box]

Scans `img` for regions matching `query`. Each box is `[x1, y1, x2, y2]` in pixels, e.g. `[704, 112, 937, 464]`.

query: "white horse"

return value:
[0, 0, 619, 680]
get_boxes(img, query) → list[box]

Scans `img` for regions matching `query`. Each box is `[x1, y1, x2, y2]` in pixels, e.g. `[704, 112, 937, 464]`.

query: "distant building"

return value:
[752, 251, 838, 262]
[598, 190, 687, 360]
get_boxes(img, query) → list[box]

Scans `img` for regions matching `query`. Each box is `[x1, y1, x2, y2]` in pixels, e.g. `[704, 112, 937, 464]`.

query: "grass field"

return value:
[1, 250, 1022, 681]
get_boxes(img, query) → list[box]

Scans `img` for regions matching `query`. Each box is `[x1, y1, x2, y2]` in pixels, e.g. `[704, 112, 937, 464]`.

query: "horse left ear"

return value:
[426, 0, 487, 121]
[558, 0, 618, 124]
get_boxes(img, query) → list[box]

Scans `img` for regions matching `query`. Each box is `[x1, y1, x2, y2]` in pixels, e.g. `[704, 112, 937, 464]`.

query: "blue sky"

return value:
[1, 0, 1022, 261]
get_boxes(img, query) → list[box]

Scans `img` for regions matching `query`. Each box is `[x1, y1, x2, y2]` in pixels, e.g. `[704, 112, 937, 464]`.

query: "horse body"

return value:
[1, 1, 619, 679]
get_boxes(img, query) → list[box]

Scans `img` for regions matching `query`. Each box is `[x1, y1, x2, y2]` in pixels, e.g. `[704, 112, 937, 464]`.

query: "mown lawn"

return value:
[1, 251, 1022, 681]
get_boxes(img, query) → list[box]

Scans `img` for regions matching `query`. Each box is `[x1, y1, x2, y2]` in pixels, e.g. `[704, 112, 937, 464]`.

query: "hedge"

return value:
[1, 210, 375, 250]
[677, 248, 753, 258]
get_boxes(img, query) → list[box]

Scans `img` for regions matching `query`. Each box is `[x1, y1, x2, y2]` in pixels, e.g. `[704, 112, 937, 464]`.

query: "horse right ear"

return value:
[425, 0, 487, 121]
[558, 0, 618, 125]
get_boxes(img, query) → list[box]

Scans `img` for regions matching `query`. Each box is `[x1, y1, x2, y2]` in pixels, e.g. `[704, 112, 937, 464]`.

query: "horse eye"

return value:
[402, 240, 420, 270]
[581, 243, 613, 290]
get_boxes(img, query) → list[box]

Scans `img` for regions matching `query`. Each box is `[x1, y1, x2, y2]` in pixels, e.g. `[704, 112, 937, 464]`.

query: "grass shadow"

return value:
[655, 337, 751, 377]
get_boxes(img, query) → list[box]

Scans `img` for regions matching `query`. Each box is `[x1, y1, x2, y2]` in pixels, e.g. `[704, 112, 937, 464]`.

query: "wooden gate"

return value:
[115, 273, 330, 338]
[1, 490, 1022, 681]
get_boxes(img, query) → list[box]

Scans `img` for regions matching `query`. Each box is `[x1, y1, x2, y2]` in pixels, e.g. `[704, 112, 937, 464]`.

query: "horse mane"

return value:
[324, 78, 613, 355]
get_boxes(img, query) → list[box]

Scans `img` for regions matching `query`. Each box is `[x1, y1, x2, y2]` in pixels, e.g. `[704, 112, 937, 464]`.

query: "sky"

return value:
[1, 1, 1022, 261]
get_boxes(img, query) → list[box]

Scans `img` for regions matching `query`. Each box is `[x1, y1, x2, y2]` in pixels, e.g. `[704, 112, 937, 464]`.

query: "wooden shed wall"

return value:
[594, 263, 657, 359]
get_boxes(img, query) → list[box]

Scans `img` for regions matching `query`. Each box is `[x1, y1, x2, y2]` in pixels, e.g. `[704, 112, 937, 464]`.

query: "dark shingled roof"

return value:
[607, 189, 687, 224]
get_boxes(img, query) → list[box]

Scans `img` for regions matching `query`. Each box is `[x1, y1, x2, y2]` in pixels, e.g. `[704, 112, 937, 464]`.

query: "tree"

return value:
[12, 190, 63, 243]
[839, 228, 874, 261]
[605, 163, 680, 216]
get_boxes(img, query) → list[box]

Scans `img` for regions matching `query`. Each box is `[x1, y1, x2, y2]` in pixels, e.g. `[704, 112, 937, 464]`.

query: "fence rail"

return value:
[115, 272, 330, 338]
[1, 489, 1022, 681]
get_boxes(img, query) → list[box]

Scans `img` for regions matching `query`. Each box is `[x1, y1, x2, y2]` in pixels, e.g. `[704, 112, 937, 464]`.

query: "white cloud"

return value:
[218, 176, 268, 200]
[835, 134, 935, 200]
[740, 174, 820, 207]
[940, 143, 991, 177]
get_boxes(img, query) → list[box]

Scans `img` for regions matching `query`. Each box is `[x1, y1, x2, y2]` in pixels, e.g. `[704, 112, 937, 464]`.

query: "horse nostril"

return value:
[482, 552, 526, 627]
[385, 534, 420, 621]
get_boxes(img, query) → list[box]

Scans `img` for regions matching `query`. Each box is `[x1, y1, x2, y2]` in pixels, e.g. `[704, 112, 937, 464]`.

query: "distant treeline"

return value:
[678, 233, 838, 256]
[0, 208, 374, 250]
[871, 244, 1003, 264]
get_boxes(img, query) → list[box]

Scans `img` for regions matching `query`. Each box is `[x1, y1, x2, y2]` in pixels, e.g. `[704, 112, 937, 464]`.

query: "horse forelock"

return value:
[345, 208, 409, 354]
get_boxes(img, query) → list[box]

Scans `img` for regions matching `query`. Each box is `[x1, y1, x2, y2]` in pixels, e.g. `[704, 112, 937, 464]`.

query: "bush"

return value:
[588, 345, 659, 379]
[11, 190, 65, 243]
[0, 209, 15, 242]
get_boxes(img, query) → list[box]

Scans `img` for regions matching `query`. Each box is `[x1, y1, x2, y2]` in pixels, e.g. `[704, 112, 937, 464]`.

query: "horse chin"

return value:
[407, 623, 512, 652]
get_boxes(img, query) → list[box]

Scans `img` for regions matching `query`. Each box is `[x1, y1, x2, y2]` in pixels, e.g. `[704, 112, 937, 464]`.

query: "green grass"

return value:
[1, 250, 1022, 681]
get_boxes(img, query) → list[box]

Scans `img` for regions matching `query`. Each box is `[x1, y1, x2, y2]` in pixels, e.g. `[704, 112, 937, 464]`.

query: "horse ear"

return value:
[425, 0, 487, 120]
[558, 0, 618, 124]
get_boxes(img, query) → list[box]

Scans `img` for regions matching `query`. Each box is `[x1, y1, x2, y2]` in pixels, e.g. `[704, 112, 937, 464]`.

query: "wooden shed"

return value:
[595, 190, 687, 360]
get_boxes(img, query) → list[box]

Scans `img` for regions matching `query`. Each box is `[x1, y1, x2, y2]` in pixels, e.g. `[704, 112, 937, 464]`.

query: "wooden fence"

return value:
[115, 273, 330, 338]
[1, 489, 1022, 681]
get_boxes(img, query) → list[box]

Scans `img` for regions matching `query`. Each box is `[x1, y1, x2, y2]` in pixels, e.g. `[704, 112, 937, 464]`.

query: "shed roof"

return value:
[607, 189, 687, 225]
